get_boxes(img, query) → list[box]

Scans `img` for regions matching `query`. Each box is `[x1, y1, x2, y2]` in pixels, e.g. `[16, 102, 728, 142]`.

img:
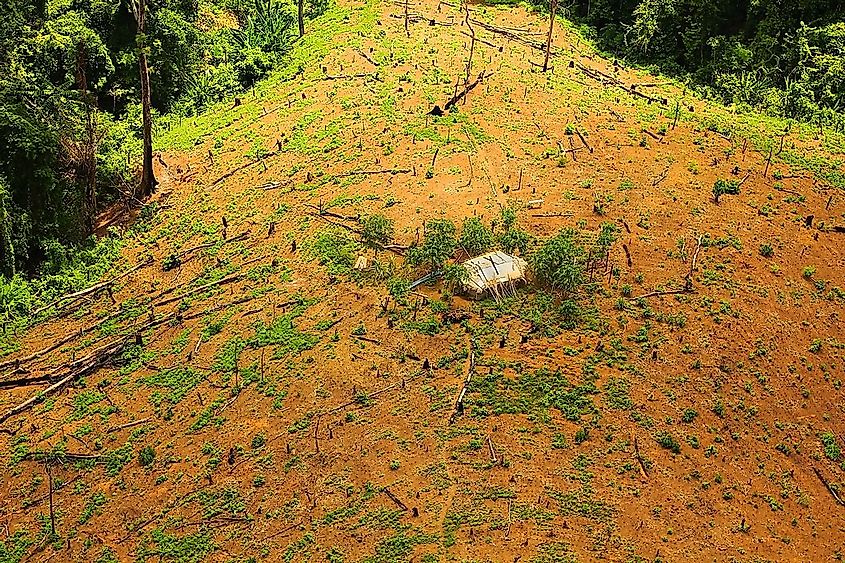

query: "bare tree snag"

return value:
[298, 0, 305, 37]
[764, 145, 773, 178]
[542, 0, 557, 72]
[463, 2, 476, 87]
[75, 41, 99, 232]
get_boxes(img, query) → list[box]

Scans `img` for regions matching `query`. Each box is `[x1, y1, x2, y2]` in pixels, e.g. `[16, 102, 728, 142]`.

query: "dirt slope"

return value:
[1, 0, 844, 561]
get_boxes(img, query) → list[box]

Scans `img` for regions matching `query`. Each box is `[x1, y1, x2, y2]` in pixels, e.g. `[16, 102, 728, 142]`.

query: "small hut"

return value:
[461, 251, 528, 300]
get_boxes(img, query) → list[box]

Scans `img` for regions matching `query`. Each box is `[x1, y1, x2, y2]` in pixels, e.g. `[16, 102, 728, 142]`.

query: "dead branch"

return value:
[356, 49, 378, 67]
[444, 70, 494, 109]
[642, 129, 663, 142]
[322, 371, 426, 415]
[175, 231, 250, 261]
[211, 149, 280, 187]
[689, 235, 703, 278]
[323, 73, 380, 81]
[575, 128, 593, 153]
[0, 338, 129, 425]
[153, 272, 244, 308]
[487, 436, 498, 464]
[450, 345, 474, 423]
[336, 168, 411, 177]
[630, 287, 693, 301]
[632, 434, 648, 478]
[351, 334, 381, 345]
[382, 487, 408, 511]
[108, 418, 151, 433]
[813, 467, 845, 506]
[31, 259, 149, 317]
[652, 166, 669, 186]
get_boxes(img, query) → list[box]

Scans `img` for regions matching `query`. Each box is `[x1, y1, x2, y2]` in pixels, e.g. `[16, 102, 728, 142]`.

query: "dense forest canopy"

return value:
[563, 0, 845, 120]
[0, 0, 325, 278]
[0, 0, 843, 281]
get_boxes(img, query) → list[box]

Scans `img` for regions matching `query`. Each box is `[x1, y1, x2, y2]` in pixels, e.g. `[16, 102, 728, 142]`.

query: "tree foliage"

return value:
[459, 216, 494, 257]
[559, 0, 845, 120]
[360, 214, 395, 249]
[407, 219, 458, 270]
[530, 229, 586, 295]
[0, 0, 328, 277]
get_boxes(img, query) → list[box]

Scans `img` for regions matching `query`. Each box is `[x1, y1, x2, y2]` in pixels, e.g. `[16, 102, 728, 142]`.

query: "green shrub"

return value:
[386, 277, 411, 304]
[407, 219, 457, 269]
[574, 427, 589, 444]
[459, 217, 494, 256]
[442, 263, 469, 292]
[759, 243, 774, 257]
[820, 432, 841, 461]
[138, 445, 155, 467]
[360, 214, 395, 249]
[713, 178, 740, 203]
[497, 207, 532, 255]
[656, 431, 681, 454]
[530, 229, 586, 295]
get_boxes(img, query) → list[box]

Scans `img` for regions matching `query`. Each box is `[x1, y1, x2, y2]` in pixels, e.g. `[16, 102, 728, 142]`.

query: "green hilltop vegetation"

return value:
[1, 0, 845, 353]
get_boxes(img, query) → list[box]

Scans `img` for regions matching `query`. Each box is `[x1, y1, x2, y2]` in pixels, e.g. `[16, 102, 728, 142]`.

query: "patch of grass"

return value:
[306, 228, 361, 276]
[248, 305, 319, 359]
[79, 492, 107, 524]
[469, 367, 597, 422]
[820, 432, 841, 461]
[136, 529, 216, 563]
[144, 367, 206, 410]
[602, 377, 632, 409]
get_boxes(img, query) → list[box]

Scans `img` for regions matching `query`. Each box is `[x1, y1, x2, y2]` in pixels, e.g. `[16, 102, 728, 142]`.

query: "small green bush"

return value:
[360, 214, 395, 249]
[497, 207, 532, 255]
[713, 178, 740, 203]
[459, 217, 494, 257]
[530, 229, 586, 295]
[407, 219, 457, 269]
[656, 431, 681, 454]
[138, 445, 155, 467]
[759, 243, 774, 257]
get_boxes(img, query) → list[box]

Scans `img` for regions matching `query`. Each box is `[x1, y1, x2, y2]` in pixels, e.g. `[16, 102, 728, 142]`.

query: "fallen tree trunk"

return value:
[153, 272, 244, 308]
[444, 71, 494, 109]
[31, 259, 150, 317]
[0, 338, 129, 425]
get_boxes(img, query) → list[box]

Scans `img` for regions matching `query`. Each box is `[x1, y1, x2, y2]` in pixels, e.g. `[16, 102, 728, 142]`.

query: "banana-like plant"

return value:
[232, 0, 295, 53]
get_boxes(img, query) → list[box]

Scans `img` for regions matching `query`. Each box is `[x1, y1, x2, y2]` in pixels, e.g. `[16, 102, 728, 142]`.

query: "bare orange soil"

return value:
[0, 0, 843, 561]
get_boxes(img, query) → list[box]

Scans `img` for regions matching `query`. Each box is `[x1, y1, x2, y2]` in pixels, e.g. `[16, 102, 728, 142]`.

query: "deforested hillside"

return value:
[1, 0, 844, 562]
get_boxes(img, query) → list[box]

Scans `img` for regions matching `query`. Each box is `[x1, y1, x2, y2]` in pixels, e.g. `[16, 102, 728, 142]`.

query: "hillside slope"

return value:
[1, 0, 844, 561]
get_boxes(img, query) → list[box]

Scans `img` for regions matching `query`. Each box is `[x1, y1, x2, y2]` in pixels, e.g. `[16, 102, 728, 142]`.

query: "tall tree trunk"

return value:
[543, 0, 556, 72]
[297, 0, 305, 37]
[0, 179, 14, 279]
[132, 0, 157, 198]
[76, 42, 98, 232]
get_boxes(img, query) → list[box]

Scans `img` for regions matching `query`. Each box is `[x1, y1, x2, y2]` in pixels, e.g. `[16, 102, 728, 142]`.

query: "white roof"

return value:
[462, 251, 527, 294]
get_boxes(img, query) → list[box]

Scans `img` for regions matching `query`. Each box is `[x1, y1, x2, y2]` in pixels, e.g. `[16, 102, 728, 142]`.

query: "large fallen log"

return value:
[153, 272, 244, 308]
[0, 338, 129, 425]
[31, 259, 150, 317]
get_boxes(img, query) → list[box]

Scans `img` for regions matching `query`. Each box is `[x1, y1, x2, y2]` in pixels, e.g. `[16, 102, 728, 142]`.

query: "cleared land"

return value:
[0, 0, 844, 561]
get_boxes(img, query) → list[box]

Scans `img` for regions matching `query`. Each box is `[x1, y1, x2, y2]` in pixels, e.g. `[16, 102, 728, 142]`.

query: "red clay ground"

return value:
[0, 0, 844, 561]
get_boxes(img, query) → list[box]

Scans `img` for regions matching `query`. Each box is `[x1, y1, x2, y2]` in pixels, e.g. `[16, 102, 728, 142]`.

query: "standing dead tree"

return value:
[298, 0, 305, 37]
[129, 0, 157, 198]
[542, 0, 557, 72]
[463, 2, 476, 88]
